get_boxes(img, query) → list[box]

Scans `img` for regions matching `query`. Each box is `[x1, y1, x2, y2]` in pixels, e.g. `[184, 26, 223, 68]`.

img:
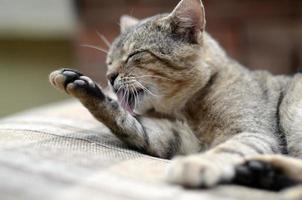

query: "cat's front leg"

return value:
[166, 132, 281, 188]
[49, 68, 150, 149]
[49, 68, 201, 158]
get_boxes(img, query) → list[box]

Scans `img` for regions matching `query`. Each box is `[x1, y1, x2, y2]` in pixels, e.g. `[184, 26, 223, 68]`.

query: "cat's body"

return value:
[168, 33, 290, 153]
[50, 0, 302, 195]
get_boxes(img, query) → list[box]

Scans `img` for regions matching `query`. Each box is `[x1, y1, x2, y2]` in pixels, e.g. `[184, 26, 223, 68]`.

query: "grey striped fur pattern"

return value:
[50, 0, 302, 195]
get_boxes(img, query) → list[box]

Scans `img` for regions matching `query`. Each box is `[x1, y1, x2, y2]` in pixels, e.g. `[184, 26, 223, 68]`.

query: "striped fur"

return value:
[50, 0, 302, 193]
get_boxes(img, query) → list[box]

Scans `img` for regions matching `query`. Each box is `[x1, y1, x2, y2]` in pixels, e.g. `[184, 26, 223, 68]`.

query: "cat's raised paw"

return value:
[49, 68, 104, 99]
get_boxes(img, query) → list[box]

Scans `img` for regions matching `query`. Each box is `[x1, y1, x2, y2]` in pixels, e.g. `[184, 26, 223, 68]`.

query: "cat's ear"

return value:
[167, 0, 206, 43]
[120, 15, 139, 33]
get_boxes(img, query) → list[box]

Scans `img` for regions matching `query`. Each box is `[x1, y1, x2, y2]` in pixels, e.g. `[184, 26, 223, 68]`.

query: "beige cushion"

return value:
[0, 100, 278, 200]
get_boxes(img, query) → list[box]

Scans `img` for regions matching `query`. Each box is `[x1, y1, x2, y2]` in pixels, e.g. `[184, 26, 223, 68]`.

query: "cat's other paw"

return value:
[49, 68, 104, 99]
[166, 155, 235, 188]
[233, 155, 301, 191]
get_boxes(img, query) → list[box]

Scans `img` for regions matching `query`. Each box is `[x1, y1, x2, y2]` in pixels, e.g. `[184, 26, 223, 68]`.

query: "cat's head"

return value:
[106, 0, 214, 115]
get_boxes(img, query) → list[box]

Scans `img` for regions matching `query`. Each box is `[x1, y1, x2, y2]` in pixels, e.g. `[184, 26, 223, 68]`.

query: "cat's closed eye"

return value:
[126, 50, 151, 64]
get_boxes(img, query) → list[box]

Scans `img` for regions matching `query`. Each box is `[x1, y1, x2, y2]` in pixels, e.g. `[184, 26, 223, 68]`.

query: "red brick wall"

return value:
[75, 0, 302, 85]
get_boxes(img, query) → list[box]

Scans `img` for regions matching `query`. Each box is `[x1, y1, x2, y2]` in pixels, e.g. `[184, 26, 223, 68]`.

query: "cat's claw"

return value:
[49, 68, 104, 99]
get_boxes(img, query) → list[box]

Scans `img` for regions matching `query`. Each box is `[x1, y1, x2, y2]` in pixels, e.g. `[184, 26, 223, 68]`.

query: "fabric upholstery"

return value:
[0, 100, 278, 200]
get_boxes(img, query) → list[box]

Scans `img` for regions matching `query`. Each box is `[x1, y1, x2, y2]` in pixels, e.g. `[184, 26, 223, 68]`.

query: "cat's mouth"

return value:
[116, 88, 145, 115]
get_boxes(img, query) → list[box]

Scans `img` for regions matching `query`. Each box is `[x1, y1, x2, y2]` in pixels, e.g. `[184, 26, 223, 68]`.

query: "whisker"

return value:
[129, 85, 137, 110]
[116, 85, 123, 95]
[122, 87, 128, 106]
[80, 44, 108, 54]
[96, 31, 111, 48]
[120, 76, 137, 84]
[121, 77, 159, 97]
[121, 80, 136, 85]
[131, 85, 140, 110]
[135, 80, 159, 97]
[117, 84, 127, 106]
[119, 76, 160, 98]
[126, 86, 130, 107]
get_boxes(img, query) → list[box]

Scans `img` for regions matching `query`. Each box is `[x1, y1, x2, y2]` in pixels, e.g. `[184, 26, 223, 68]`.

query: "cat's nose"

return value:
[107, 72, 119, 86]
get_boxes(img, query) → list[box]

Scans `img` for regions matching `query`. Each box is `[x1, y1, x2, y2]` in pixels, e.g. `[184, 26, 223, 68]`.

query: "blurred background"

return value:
[0, 0, 301, 117]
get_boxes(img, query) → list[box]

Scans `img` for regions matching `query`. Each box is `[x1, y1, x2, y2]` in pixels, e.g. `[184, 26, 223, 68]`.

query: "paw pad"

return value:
[49, 68, 104, 99]
[233, 160, 297, 191]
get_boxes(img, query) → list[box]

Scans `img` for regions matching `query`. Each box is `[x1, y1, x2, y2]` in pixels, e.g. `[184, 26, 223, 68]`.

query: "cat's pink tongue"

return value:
[116, 90, 134, 115]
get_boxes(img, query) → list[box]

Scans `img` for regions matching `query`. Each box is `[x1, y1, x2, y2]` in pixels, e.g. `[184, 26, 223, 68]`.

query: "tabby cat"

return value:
[50, 0, 302, 195]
